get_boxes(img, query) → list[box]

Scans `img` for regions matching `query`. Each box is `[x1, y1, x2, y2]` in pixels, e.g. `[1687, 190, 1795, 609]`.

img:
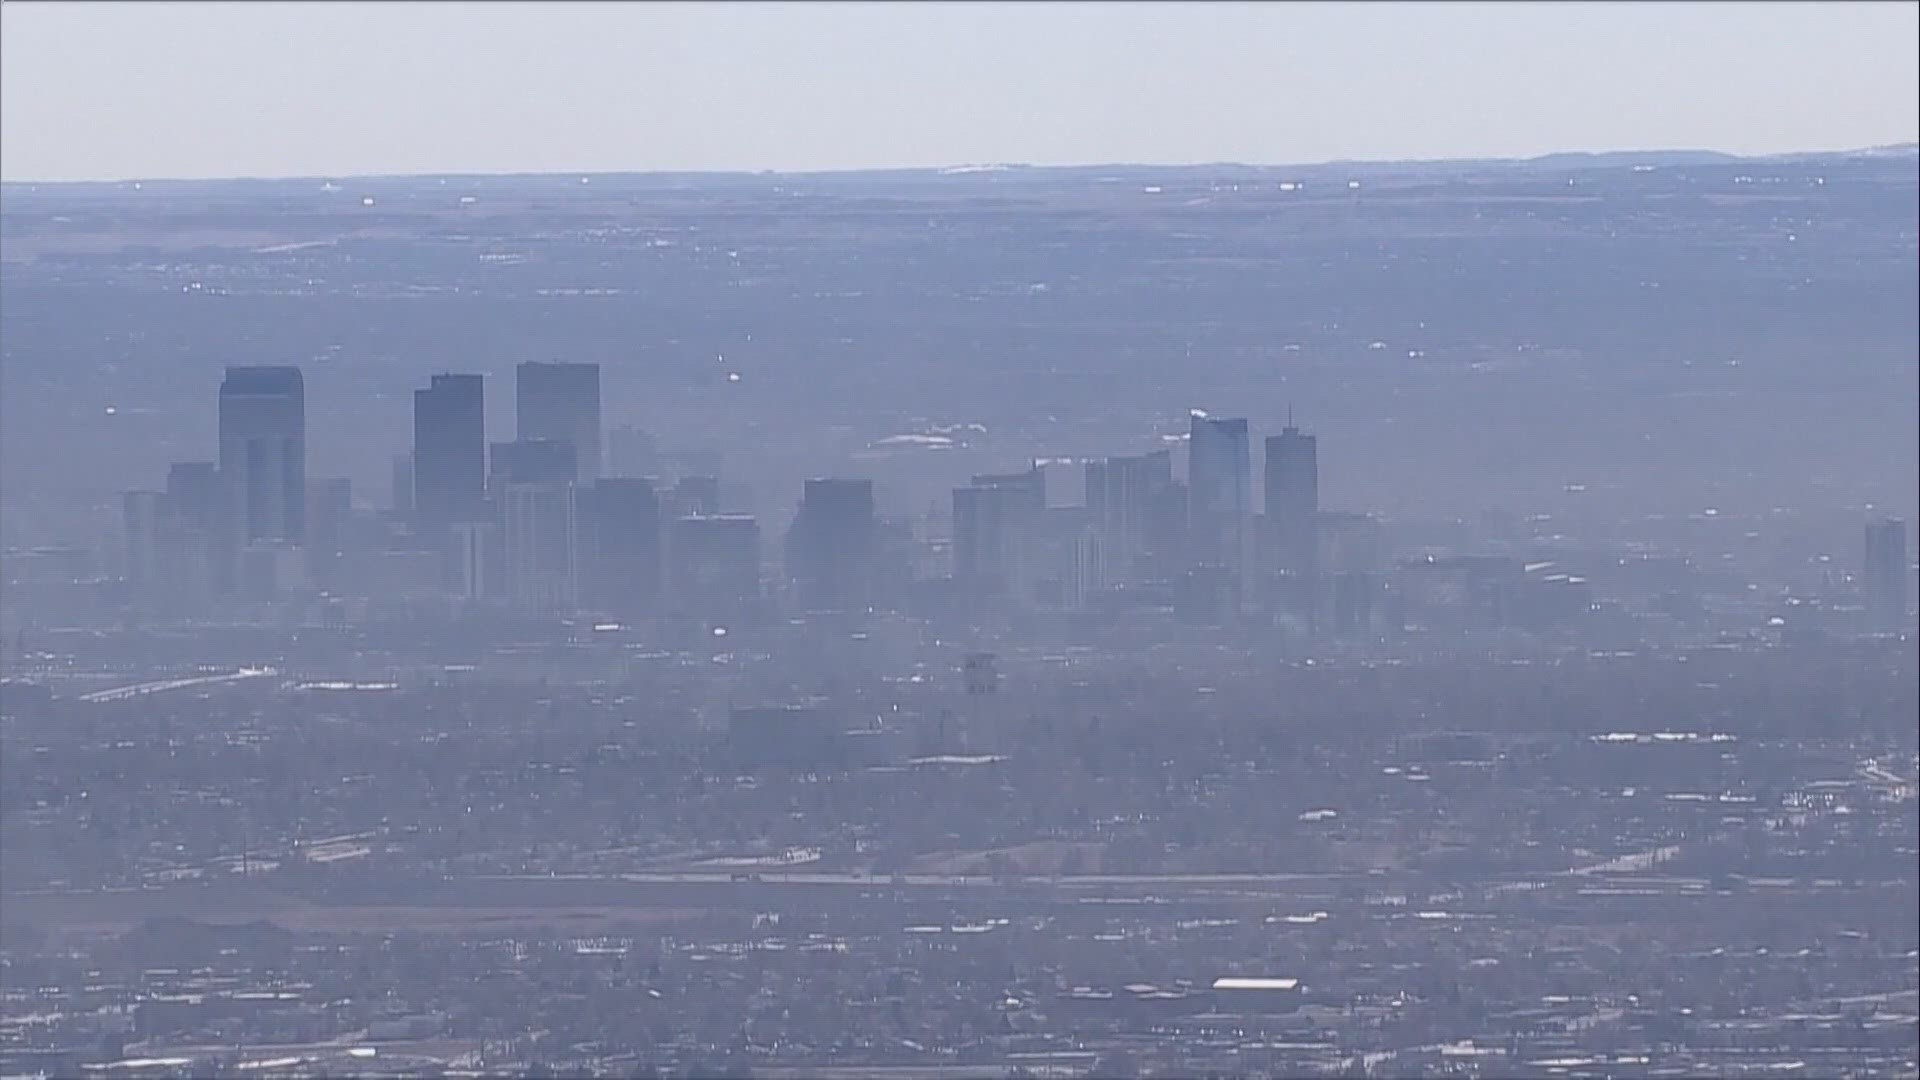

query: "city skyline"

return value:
[110, 359, 1917, 640]
[3, 5, 1914, 1075]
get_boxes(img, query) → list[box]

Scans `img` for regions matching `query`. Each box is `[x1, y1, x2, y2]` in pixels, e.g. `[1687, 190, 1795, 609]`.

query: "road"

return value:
[468, 869, 1346, 889]
[77, 666, 278, 703]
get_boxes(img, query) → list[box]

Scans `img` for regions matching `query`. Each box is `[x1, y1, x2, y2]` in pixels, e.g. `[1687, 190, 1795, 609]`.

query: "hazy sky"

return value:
[3, 1, 1916, 181]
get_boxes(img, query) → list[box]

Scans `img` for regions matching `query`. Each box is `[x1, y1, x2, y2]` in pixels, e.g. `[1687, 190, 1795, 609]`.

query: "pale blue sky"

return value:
[3, 1, 1915, 181]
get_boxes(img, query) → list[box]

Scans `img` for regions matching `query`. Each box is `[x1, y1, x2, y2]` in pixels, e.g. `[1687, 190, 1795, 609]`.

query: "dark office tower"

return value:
[160, 461, 224, 601]
[607, 424, 660, 480]
[412, 374, 486, 531]
[219, 366, 306, 546]
[972, 464, 1046, 510]
[581, 478, 662, 616]
[1187, 413, 1251, 588]
[167, 461, 223, 526]
[1865, 518, 1909, 631]
[952, 464, 1046, 601]
[516, 360, 602, 482]
[1144, 482, 1190, 583]
[163, 460, 223, 599]
[786, 479, 878, 612]
[667, 514, 762, 616]
[1263, 424, 1320, 633]
[490, 439, 579, 491]
[1086, 450, 1174, 585]
[1264, 425, 1319, 569]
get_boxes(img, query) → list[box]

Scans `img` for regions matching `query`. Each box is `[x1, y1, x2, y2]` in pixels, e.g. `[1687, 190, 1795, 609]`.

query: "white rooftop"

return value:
[1212, 977, 1299, 992]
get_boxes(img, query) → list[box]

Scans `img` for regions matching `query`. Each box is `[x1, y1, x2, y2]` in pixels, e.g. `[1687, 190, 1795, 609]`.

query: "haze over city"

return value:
[1, 3, 1916, 1079]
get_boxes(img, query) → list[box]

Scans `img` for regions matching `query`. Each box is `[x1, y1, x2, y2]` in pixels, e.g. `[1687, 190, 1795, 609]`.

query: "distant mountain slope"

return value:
[4, 145, 1914, 193]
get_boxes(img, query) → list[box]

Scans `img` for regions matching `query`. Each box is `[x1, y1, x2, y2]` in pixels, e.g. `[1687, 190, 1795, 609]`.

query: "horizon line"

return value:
[3, 141, 1914, 188]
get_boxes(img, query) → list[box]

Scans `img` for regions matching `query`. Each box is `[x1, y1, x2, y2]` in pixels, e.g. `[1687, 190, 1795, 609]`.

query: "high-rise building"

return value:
[490, 439, 579, 491]
[667, 514, 762, 615]
[412, 374, 486, 532]
[1187, 413, 1251, 588]
[785, 479, 879, 612]
[219, 366, 306, 546]
[1865, 518, 1909, 631]
[1016, 507, 1105, 611]
[162, 462, 224, 602]
[952, 464, 1046, 601]
[516, 361, 601, 482]
[451, 520, 496, 603]
[1143, 482, 1189, 584]
[1086, 449, 1174, 585]
[1264, 425, 1318, 574]
[581, 478, 663, 616]
[500, 481, 579, 615]
[971, 465, 1046, 509]
[1262, 424, 1319, 630]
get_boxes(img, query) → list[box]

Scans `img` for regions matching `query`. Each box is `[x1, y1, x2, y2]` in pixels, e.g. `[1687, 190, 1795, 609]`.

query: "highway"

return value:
[76, 666, 278, 703]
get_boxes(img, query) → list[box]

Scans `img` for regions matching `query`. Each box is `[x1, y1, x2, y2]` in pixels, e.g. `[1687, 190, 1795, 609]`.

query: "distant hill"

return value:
[1520, 149, 1743, 169]
[1763, 142, 1919, 164]
[3, 144, 1914, 193]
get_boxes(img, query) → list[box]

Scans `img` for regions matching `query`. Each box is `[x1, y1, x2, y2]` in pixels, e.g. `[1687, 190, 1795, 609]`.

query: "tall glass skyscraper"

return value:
[1187, 413, 1251, 587]
[1086, 449, 1174, 586]
[1865, 518, 1910, 631]
[786, 478, 879, 611]
[1264, 425, 1319, 577]
[218, 366, 306, 545]
[516, 361, 601, 482]
[412, 373, 486, 532]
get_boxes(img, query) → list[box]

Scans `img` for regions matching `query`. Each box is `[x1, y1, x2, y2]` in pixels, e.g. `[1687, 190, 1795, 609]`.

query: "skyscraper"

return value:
[1264, 424, 1320, 631]
[412, 374, 486, 533]
[581, 478, 663, 616]
[500, 481, 579, 615]
[667, 514, 762, 616]
[1187, 413, 1251, 589]
[1865, 518, 1909, 631]
[1017, 507, 1105, 611]
[1086, 449, 1174, 585]
[490, 439, 579, 491]
[218, 366, 306, 546]
[1264, 425, 1318, 572]
[785, 478, 879, 612]
[123, 462, 225, 608]
[952, 464, 1046, 601]
[516, 360, 601, 482]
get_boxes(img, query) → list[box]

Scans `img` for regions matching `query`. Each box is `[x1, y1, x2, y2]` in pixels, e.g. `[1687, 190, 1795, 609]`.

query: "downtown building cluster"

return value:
[120, 364, 1912, 641]
[124, 363, 750, 623]
[115, 365, 1354, 632]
